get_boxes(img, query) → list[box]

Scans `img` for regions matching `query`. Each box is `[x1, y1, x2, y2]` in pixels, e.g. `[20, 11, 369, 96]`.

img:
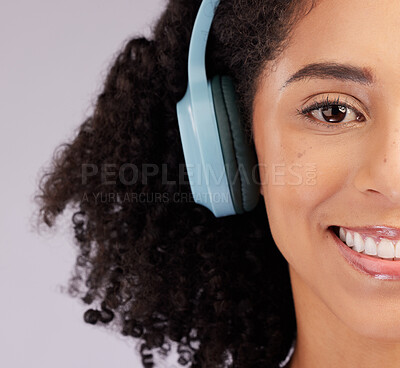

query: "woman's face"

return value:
[253, 0, 400, 340]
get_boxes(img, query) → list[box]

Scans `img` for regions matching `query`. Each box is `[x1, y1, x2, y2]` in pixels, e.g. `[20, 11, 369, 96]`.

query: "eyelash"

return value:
[296, 95, 366, 129]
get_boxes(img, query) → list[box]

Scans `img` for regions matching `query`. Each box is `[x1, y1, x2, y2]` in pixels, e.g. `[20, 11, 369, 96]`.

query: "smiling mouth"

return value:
[329, 226, 400, 280]
[330, 225, 400, 261]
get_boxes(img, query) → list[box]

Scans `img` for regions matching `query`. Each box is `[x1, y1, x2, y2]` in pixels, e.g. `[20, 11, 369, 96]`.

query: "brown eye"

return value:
[309, 104, 365, 124]
[320, 105, 346, 123]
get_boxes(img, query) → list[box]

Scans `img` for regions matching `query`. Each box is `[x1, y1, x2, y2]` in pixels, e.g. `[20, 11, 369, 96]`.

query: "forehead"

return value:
[269, 0, 400, 88]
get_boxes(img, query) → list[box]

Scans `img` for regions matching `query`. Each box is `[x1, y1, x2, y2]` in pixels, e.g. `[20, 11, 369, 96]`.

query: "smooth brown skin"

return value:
[252, 0, 400, 367]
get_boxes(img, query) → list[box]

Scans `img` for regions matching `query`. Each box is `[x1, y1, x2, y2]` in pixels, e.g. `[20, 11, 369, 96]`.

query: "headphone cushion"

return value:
[210, 75, 260, 214]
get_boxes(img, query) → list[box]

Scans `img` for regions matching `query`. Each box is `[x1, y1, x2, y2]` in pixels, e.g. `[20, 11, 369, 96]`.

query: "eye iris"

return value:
[321, 105, 347, 123]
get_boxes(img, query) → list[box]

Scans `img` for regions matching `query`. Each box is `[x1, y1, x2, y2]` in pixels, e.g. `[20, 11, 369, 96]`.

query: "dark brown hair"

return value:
[35, 1, 316, 367]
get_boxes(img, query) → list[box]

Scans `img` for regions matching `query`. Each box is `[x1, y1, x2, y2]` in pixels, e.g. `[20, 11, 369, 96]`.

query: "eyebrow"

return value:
[281, 62, 375, 90]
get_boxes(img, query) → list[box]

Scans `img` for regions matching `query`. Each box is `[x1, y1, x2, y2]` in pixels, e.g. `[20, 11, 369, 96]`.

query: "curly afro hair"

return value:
[35, 0, 317, 367]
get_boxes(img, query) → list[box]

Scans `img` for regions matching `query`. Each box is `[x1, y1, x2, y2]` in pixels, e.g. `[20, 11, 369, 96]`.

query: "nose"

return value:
[353, 123, 400, 205]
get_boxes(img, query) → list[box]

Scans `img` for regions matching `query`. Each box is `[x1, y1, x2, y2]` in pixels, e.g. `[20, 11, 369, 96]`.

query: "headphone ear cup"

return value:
[210, 75, 260, 214]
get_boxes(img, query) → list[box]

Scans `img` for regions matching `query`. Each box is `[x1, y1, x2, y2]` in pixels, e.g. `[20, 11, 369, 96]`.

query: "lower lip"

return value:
[329, 227, 400, 280]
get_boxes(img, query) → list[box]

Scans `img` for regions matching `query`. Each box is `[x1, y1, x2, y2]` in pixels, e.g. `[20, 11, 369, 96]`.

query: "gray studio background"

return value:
[0, 1, 185, 367]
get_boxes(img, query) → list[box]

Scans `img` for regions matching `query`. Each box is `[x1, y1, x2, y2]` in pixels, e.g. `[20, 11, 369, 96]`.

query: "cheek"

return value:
[252, 85, 361, 264]
[257, 127, 352, 263]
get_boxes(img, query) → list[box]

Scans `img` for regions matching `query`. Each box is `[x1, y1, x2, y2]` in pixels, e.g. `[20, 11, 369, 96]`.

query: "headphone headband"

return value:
[187, 0, 219, 87]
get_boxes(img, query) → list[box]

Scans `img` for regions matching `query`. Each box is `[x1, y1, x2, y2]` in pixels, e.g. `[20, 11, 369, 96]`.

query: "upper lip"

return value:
[331, 225, 400, 241]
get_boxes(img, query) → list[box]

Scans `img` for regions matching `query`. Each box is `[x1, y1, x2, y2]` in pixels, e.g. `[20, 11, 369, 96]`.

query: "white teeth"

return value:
[364, 237, 377, 256]
[353, 232, 365, 252]
[339, 227, 346, 242]
[337, 226, 400, 261]
[396, 240, 400, 259]
[345, 232, 354, 247]
[377, 239, 395, 259]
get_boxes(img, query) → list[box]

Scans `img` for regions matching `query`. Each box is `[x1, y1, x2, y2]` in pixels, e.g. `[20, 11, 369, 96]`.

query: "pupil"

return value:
[321, 105, 346, 123]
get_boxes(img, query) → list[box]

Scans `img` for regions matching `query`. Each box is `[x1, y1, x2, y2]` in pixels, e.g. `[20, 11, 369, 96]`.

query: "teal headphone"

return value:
[176, 0, 260, 218]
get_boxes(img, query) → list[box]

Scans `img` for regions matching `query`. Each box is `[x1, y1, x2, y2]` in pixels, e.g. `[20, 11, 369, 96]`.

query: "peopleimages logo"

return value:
[81, 162, 317, 187]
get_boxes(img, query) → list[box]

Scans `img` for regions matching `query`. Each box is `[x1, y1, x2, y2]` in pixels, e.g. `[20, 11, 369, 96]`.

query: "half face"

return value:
[253, 0, 400, 340]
